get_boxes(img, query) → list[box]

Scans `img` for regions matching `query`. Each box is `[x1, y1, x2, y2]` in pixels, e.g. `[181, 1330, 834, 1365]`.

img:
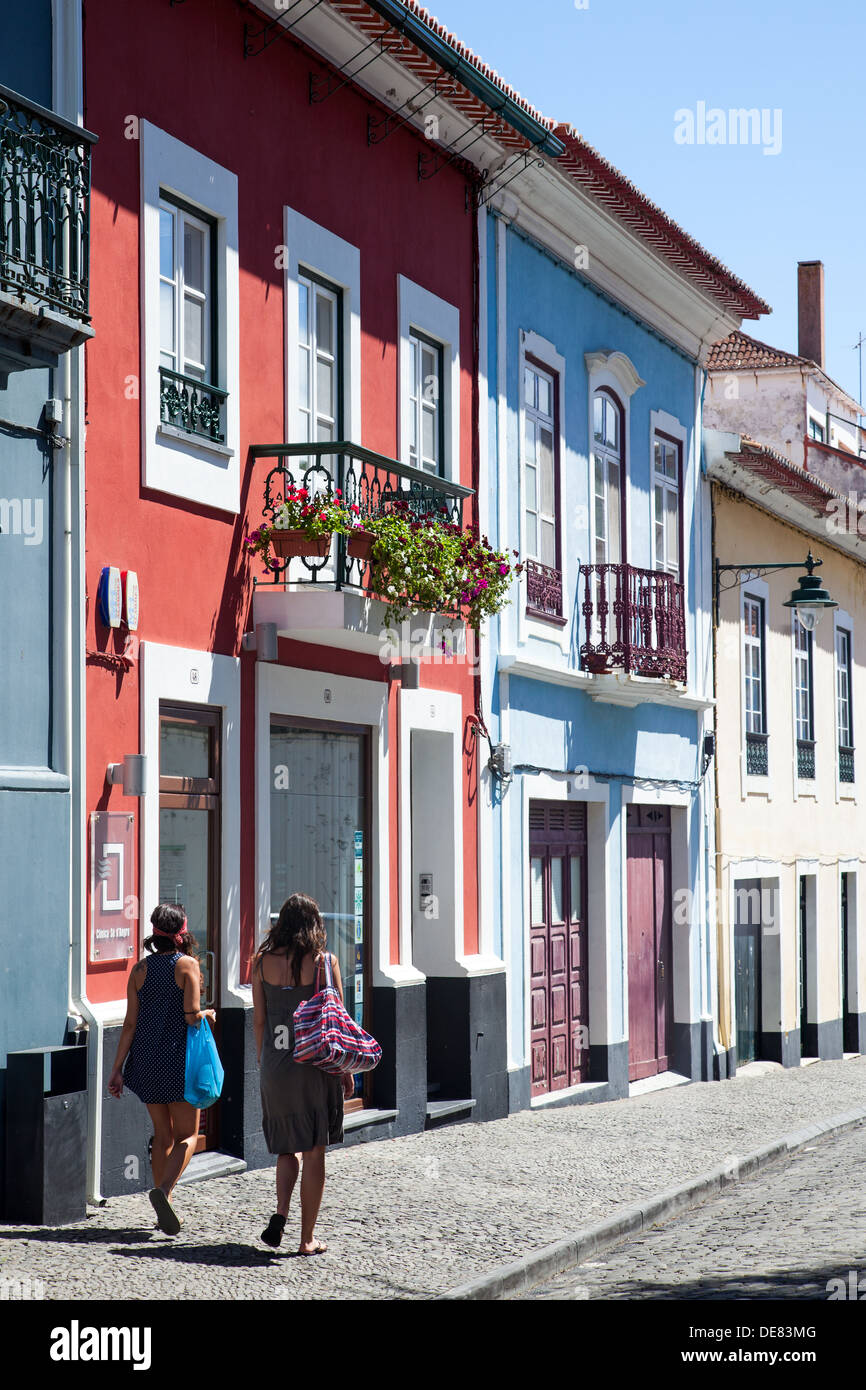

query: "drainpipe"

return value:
[709, 481, 730, 1056]
[55, 0, 106, 1205]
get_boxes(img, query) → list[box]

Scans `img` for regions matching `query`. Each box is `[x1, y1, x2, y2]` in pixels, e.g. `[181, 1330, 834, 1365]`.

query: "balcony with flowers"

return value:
[246, 442, 522, 658]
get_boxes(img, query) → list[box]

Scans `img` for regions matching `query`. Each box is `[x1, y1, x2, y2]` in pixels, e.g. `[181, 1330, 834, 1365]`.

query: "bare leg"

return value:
[298, 1145, 327, 1253]
[276, 1153, 300, 1218]
[159, 1102, 200, 1197]
[145, 1104, 173, 1189]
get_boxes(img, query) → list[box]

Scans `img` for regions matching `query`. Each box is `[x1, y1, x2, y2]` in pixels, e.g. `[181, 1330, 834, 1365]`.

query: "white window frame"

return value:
[140, 121, 239, 512]
[791, 612, 816, 794]
[284, 208, 361, 451]
[407, 327, 444, 475]
[519, 330, 568, 654]
[834, 608, 856, 802]
[585, 351, 644, 574]
[740, 577, 772, 799]
[398, 275, 459, 480]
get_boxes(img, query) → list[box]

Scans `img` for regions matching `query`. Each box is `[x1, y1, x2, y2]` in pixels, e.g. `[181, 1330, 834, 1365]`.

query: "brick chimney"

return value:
[798, 261, 825, 367]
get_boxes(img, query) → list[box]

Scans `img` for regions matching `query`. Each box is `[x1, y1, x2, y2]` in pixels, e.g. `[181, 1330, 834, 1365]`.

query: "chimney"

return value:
[798, 261, 825, 367]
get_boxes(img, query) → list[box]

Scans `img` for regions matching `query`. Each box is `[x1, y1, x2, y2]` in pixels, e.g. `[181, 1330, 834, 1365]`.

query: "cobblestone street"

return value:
[2, 1058, 866, 1301]
[517, 1121, 866, 1301]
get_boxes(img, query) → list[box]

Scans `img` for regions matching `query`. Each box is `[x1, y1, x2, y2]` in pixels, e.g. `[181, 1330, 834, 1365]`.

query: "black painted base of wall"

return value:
[761, 1030, 800, 1068]
[713, 1046, 737, 1081]
[425, 972, 508, 1122]
[220, 1006, 269, 1171]
[365, 980, 427, 1141]
[844, 1011, 866, 1054]
[816, 1018, 843, 1061]
[100, 1026, 158, 1199]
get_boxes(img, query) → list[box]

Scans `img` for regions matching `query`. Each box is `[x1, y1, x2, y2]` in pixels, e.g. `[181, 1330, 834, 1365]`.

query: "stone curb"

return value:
[439, 1106, 866, 1300]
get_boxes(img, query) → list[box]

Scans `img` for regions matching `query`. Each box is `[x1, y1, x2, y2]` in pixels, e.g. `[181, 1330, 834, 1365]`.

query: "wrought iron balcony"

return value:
[525, 559, 565, 624]
[839, 745, 855, 784]
[0, 83, 96, 372]
[746, 730, 769, 777]
[580, 562, 687, 683]
[159, 366, 227, 444]
[796, 738, 815, 780]
[250, 441, 473, 591]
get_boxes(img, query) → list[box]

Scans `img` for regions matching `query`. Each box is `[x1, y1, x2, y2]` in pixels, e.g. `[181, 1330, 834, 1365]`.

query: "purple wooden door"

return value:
[529, 802, 588, 1097]
[626, 805, 672, 1082]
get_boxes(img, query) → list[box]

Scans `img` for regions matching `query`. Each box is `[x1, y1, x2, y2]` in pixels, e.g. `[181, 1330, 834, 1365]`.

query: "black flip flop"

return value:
[149, 1186, 181, 1236]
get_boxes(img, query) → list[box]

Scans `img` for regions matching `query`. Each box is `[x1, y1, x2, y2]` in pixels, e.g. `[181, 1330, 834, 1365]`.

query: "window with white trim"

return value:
[836, 627, 854, 783]
[652, 433, 681, 578]
[524, 361, 557, 569]
[159, 196, 215, 386]
[141, 121, 239, 513]
[593, 389, 623, 565]
[407, 328, 443, 475]
[297, 270, 342, 449]
[793, 617, 815, 779]
[744, 595, 768, 776]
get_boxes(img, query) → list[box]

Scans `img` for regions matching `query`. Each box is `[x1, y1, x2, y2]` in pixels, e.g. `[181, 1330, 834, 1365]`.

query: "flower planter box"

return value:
[347, 528, 375, 561]
[270, 530, 332, 559]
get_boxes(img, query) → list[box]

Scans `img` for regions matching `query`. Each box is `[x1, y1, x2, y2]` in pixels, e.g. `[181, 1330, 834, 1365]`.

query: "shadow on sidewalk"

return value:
[0, 1226, 154, 1246]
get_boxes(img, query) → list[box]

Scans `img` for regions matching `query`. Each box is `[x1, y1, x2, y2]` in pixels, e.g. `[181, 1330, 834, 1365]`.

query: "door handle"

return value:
[658, 959, 664, 978]
[202, 950, 216, 1008]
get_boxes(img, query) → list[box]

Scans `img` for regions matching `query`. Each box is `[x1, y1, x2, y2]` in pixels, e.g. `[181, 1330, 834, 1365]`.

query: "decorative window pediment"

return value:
[584, 350, 645, 399]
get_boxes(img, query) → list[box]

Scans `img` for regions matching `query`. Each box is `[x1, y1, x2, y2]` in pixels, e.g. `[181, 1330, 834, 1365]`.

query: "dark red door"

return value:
[529, 802, 589, 1097]
[626, 805, 673, 1082]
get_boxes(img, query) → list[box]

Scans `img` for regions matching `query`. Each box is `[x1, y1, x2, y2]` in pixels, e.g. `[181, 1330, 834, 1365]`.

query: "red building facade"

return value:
[80, 0, 533, 1190]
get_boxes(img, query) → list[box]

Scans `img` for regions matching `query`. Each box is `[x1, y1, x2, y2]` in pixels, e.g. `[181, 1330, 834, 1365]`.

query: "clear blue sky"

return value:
[428, 0, 866, 404]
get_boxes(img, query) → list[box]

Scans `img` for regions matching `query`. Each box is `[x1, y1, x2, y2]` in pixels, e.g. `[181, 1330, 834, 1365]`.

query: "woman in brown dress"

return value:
[252, 893, 352, 1253]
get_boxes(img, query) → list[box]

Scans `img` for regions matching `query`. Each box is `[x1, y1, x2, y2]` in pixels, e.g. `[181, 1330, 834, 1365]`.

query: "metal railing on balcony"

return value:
[579, 562, 687, 683]
[746, 731, 769, 777]
[839, 745, 855, 784]
[249, 441, 474, 590]
[796, 738, 815, 780]
[525, 558, 564, 623]
[0, 82, 96, 322]
[160, 366, 228, 444]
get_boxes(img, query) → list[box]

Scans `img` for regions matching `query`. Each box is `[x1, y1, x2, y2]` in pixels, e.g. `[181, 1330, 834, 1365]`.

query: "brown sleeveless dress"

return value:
[257, 954, 344, 1154]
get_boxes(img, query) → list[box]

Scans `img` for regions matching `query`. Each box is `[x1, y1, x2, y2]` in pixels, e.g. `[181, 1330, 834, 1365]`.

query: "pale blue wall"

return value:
[0, 0, 73, 1212]
[484, 212, 707, 1073]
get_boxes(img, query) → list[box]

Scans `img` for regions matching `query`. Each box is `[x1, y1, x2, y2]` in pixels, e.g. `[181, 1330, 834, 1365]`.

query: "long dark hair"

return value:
[255, 894, 326, 985]
[143, 903, 198, 956]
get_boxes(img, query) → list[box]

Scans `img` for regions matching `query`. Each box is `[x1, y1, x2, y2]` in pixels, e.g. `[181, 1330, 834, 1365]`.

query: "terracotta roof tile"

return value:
[707, 330, 806, 372]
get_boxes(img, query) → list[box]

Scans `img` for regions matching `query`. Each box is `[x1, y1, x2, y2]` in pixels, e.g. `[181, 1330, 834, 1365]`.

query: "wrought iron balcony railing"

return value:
[525, 559, 564, 624]
[796, 738, 815, 780]
[580, 562, 687, 683]
[159, 366, 228, 443]
[839, 745, 855, 784]
[746, 730, 769, 777]
[0, 82, 96, 324]
[249, 441, 473, 591]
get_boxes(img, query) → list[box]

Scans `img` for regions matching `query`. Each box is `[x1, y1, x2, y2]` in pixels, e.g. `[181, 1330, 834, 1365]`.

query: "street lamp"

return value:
[782, 552, 837, 631]
[714, 550, 837, 627]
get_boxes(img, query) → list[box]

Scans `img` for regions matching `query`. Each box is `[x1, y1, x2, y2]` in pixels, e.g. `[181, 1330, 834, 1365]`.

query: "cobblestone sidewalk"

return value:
[2, 1058, 866, 1301]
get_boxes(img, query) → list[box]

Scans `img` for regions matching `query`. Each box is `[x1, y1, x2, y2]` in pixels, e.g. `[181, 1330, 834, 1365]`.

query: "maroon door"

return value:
[626, 805, 673, 1082]
[529, 802, 589, 1097]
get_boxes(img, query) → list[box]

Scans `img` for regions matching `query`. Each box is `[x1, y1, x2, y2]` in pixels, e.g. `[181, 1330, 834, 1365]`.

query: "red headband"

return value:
[153, 916, 188, 946]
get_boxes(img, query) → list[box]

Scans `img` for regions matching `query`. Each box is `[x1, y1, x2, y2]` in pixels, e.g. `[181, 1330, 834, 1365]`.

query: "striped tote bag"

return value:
[292, 952, 382, 1075]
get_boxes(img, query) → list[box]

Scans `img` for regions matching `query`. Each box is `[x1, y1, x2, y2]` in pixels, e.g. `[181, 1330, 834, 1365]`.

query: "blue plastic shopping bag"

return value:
[184, 1017, 224, 1109]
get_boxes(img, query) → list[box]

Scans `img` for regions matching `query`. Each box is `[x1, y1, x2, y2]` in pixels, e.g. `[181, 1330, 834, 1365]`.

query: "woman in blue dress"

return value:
[108, 903, 215, 1234]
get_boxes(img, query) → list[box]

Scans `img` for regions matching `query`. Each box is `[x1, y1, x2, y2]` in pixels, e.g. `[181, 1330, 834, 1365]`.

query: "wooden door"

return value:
[799, 876, 809, 1050]
[734, 877, 761, 1065]
[529, 802, 589, 1098]
[626, 806, 673, 1082]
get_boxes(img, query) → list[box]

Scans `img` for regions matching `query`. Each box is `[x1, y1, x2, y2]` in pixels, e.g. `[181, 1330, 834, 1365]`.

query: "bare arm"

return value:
[177, 955, 214, 1028]
[108, 964, 143, 1096]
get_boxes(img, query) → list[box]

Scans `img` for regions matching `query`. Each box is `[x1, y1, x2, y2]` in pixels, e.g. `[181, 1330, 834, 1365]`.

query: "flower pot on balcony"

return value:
[270, 530, 332, 559]
[347, 528, 375, 561]
[581, 651, 613, 675]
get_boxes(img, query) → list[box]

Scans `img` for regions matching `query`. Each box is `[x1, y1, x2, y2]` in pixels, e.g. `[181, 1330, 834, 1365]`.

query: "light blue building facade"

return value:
[476, 155, 763, 1110]
[0, 0, 92, 1214]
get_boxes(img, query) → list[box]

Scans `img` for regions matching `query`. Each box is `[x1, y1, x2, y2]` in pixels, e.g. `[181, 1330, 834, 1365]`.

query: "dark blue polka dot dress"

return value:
[123, 952, 188, 1104]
